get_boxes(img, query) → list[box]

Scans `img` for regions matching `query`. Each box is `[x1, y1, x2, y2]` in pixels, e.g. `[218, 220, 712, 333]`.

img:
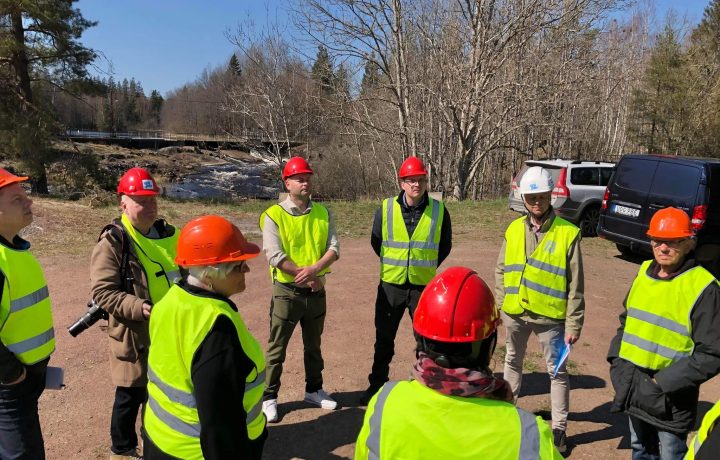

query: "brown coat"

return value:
[89, 218, 175, 387]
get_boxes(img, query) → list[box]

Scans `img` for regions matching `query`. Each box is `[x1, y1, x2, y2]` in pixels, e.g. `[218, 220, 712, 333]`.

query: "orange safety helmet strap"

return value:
[647, 207, 693, 239]
[399, 156, 428, 178]
[0, 168, 28, 189]
[282, 157, 313, 180]
[175, 215, 260, 267]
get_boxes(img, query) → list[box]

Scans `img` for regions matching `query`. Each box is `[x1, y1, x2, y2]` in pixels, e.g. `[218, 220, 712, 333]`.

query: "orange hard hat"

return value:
[647, 207, 693, 239]
[399, 156, 428, 178]
[282, 157, 313, 180]
[413, 266, 498, 343]
[175, 215, 260, 267]
[117, 167, 160, 196]
[0, 168, 28, 190]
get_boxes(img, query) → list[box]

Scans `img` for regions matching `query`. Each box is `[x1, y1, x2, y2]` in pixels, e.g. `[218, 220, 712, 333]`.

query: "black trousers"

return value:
[111, 385, 147, 454]
[0, 363, 47, 460]
[368, 282, 424, 388]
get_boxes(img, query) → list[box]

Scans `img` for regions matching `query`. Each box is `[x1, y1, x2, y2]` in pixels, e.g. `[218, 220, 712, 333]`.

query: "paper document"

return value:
[45, 366, 64, 390]
[553, 343, 571, 378]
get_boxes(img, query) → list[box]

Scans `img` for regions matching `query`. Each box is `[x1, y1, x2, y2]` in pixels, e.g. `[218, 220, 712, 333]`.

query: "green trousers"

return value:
[264, 283, 327, 400]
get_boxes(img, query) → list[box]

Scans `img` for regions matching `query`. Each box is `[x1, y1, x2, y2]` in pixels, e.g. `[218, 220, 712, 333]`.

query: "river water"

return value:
[164, 161, 280, 200]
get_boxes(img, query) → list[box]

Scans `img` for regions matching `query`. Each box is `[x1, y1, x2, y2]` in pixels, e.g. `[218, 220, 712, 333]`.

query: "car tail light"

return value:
[692, 205, 707, 232]
[601, 187, 610, 210]
[552, 168, 569, 198]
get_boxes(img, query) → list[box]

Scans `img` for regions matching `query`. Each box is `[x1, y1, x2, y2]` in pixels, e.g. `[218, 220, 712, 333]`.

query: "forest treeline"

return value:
[2, 1, 720, 198]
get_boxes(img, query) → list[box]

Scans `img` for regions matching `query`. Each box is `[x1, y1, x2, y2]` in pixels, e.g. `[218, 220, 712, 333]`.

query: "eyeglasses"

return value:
[401, 178, 427, 185]
[650, 239, 689, 250]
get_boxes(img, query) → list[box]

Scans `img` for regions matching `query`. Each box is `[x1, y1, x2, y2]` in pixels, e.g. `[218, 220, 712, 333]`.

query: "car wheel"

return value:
[616, 243, 634, 257]
[580, 206, 601, 237]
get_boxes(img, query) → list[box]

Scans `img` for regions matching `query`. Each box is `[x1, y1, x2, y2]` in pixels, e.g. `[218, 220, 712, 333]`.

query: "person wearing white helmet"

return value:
[495, 166, 586, 455]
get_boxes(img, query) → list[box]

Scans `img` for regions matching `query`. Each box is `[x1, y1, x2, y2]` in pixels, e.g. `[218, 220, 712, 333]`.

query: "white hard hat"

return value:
[519, 166, 554, 194]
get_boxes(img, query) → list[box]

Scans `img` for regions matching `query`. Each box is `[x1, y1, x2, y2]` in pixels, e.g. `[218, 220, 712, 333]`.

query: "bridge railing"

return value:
[64, 129, 273, 143]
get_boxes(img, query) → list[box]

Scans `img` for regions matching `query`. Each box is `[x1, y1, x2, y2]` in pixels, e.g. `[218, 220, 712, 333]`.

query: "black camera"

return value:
[68, 301, 109, 337]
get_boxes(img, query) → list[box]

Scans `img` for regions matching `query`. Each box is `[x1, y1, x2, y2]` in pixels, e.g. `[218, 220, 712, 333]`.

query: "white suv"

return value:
[509, 159, 615, 236]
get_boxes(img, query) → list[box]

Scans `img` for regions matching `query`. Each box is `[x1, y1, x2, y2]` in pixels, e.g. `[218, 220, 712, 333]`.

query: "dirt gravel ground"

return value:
[36, 228, 720, 459]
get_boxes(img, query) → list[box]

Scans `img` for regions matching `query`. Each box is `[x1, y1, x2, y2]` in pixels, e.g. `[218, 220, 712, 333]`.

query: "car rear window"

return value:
[615, 158, 657, 193]
[649, 162, 701, 202]
[570, 167, 599, 185]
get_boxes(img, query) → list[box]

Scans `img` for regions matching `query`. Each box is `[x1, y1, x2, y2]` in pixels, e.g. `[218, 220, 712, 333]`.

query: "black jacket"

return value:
[607, 257, 720, 434]
[370, 191, 452, 286]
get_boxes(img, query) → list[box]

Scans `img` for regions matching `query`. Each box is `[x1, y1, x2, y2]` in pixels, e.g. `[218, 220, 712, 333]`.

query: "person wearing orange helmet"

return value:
[259, 156, 340, 422]
[89, 167, 180, 459]
[355, 267, 562, 459]
[360, 156, 452, 405]
[0, 168, 56, 460]
[142, 215, 267, 460]
[608, 207, 720, 460]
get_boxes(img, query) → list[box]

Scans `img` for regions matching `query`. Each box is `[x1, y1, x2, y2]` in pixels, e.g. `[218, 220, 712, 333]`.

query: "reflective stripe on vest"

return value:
[120, 214, 180, 304]
[685, 400, 720, 460]
[364, 380, 544, 459]
[259, 203, 330, 284]
[144, 285, 266, 459]
[502, 216, 579, 319]
[619, 260, 717, 371]
[380, 197, 443, 285]
[0, 244, 55, 365]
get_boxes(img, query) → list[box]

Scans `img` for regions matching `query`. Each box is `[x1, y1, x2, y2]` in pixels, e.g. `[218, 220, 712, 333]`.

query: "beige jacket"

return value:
[89, 218, 175, 387]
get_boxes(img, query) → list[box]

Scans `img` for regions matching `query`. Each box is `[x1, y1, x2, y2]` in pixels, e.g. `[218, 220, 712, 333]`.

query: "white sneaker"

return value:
[304, 389, 338, 410]
[262, 399, 278, 423]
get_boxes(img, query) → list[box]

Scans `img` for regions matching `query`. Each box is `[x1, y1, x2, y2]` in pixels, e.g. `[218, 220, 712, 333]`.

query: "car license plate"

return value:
[612, 204, 640, 218]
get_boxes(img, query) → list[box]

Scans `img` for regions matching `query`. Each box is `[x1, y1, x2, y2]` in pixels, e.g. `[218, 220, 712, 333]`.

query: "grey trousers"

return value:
[502, 311, 570, 431]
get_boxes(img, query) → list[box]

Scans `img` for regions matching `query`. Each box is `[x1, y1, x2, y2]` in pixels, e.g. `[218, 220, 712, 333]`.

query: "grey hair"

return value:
[186, 261, 240, 284]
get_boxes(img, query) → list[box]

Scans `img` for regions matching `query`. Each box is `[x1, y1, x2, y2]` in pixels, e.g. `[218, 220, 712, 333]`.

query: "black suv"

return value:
[597, 154, 720, 276]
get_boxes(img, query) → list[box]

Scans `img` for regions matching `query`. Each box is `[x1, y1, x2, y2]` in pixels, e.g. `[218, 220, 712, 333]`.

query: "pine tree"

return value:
[228, 53, 241, 76]
[360, 55, 381, 96]
[0, 0, 96, 193]
[311, 45, 335, 93]
[149, 90, 163, 127]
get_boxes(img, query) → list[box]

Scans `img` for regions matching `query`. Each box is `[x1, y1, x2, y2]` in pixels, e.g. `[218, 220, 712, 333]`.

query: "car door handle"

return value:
[649, 203, 665, 208]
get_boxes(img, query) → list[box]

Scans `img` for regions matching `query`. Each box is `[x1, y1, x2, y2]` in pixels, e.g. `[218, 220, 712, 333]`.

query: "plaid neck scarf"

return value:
[413, 352, 513, 402]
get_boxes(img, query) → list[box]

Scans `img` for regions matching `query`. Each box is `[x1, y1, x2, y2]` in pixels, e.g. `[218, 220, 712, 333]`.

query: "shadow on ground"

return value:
[262, 392, 366, 460]
[515, 371, 606, 397]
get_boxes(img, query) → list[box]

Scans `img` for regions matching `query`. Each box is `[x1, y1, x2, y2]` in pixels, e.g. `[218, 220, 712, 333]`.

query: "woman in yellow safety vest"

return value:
[142, 215, 266, 460]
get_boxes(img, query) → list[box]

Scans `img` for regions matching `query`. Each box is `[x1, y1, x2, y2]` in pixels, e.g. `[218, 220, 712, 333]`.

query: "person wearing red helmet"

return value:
[90, 167, 180, 459]
[360, 156, 452, 404]
[355, 267, 562, 459]
[608, 207, 720, 459]
[259, 156, 340, 422]
[142, 215, 267, 460]
[0, 168, 56, 460]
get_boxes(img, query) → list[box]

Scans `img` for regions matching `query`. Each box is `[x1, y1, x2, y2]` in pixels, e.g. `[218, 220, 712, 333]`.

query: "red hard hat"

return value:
[0, 168, 28, 190]
[117, 167, 160, 196]
[647, 207, 693, 239]
[413, 266, 498, 343]
[175, 215, 260, 267]
[282, 157, 313, 180]
[399, 156, 428, 178]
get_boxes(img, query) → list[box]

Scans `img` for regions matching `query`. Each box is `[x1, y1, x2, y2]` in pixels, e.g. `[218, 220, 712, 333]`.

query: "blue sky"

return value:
[76, 0, 712, 97]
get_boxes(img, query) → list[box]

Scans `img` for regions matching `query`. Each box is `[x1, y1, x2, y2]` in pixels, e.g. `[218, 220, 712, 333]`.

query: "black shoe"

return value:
[553, 429, 568, 455]
[358, 385, 381, 405]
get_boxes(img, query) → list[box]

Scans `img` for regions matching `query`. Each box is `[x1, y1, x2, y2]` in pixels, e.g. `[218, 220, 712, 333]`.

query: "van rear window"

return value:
[649, 162, 701, 201]
[615, 158, 656, 193]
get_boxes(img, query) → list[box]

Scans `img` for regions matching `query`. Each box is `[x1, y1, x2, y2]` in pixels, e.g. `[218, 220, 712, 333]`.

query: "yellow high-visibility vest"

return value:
[143, 285, 266, 459]
[686, 400, 720, 459]
[380, 197, 444, 285]
[259, 203, 330, 283]
[619, 260, 717, 371]
[502, 216, 579, 319]
[355, 380, 561, 459]
[120, 214, 180, 303]
[0, 241, 55, 365]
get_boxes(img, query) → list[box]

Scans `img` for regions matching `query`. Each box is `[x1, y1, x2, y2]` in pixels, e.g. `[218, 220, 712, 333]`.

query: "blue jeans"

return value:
[0, 366, 46, 460]
[629, 416, 688, 460]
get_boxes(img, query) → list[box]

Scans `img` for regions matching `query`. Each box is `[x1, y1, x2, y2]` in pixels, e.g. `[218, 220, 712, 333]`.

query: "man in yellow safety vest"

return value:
[495, 166, 585, 454]
[356, 266, 562, 459]
[360, 156, 452, 405]
[90, 167, 179, 459]
[0, 168, 55, 460]
[259, 157, 340, 423]
[608, 207, 720, 459]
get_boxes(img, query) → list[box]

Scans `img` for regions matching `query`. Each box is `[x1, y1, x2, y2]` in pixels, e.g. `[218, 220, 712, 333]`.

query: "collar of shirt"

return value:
[281, 196, 313, 216]
[525, 208, 555, 235]
[398, 191, 428, 210]
[0, 233, 30, 250]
